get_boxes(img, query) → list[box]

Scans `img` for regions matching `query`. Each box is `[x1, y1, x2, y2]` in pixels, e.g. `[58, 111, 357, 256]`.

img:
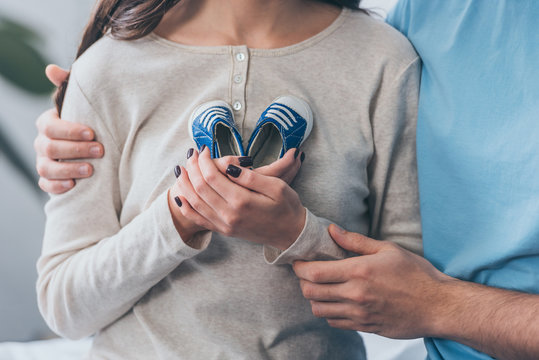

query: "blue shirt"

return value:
[387, 1, 539, 359]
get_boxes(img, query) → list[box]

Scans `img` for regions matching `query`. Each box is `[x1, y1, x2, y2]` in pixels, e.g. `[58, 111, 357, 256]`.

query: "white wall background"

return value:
[0, 0, 397, 342]
[0, 0, 97, 341]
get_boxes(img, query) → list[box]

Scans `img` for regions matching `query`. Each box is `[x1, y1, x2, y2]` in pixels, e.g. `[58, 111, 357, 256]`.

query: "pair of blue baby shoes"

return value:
[188, 96, 313, 168]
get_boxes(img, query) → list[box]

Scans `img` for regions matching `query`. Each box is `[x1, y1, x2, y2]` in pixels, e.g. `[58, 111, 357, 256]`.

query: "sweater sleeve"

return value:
[36, 72, 212, 340]
[263, 57, 423, 265]
[367, 57, 422, 254]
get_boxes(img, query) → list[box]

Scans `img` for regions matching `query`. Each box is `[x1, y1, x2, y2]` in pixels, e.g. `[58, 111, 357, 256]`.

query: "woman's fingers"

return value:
[185, 148, 230, 209]
[197, 148, 253, 201]
[36, 108, 96, 142]
[257, 148, 303, 184]
[224, 163, 291, 201]
[176, 164, 229, 231]
[212, 155, 253, 175]
[173, 195, 217, 232]
[45, 64, 69, 87]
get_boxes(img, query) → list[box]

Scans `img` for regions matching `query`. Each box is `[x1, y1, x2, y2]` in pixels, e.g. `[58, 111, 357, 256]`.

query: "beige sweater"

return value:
[37, 8, 421, 360]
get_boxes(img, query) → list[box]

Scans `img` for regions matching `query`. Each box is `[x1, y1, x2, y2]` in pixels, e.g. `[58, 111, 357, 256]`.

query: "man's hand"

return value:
[293, 224, 451, 339]
[34, 65, 104, 194]
[294, 225, 539, 360]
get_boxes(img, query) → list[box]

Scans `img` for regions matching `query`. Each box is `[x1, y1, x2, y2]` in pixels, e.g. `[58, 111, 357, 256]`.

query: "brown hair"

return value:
[55, 0, 363, 113]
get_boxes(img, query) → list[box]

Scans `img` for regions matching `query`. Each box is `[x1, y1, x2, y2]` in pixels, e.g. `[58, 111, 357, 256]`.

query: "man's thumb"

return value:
[45, 64, 69, 87]
[328, 224, 383, 255]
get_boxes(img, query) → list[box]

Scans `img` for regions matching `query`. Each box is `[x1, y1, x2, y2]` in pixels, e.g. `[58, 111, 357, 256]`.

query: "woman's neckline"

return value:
[148, 7, 350, 57]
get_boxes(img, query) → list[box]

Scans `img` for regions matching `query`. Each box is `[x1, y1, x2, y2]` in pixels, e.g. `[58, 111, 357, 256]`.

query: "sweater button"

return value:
[236, 53, 246, 61]
[233, 101, 242, 111]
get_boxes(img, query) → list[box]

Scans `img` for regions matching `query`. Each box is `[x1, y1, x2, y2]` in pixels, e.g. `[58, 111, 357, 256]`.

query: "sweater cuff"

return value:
[263, 208, 347, 265]
[153, 191, 212, 258]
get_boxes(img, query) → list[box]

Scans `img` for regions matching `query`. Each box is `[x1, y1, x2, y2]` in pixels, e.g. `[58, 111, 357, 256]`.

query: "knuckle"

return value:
[274, 180, 288, 198]
[383, 242, 398, 251]
[354, 264, 371, 279]
[66, 126, 79, 140]
[350, 288, 367, 304]
[191, 178, 206, 194]
[36, 161, 49, 178]
[231, 198, 248, 212]
[223, 212, 240, 228]
[311, 303, 323, 318]
[203, 170, 218, 185]
[221, 225, 235, 237]
[38, 178, 49, 192]
[307, 268, 322, 282]
[43, 140, 56, 158]
[301, 283, 315, 299]
[188, 197, 203, 211]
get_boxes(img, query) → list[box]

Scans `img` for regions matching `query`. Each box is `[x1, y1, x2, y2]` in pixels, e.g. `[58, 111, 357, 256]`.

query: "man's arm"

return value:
[34, 65, 104, 194]
[293, 225, 539, 360]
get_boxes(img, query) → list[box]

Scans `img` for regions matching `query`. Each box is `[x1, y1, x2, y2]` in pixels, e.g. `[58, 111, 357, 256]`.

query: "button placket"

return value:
[230, 46, 249, 136]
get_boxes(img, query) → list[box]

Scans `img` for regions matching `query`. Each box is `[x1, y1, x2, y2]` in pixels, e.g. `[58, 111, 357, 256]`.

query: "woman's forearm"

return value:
[37, 191, 210, 339]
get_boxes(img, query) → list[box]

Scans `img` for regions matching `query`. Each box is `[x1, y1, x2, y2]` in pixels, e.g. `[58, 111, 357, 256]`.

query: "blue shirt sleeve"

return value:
[385, 0, 410, 36]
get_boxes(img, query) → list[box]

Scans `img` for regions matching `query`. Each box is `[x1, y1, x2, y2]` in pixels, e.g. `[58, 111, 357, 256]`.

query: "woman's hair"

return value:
[55, 0, 364, 113]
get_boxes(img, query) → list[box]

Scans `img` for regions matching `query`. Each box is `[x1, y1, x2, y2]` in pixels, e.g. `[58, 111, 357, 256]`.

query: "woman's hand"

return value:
[34, 65, 104, 194]
[170, 147, 306, 250]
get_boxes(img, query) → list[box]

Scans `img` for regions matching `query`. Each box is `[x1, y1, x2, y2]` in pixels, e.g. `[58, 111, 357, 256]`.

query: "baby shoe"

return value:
[246, 95, 313, 168]
[189, 100, 245, 158]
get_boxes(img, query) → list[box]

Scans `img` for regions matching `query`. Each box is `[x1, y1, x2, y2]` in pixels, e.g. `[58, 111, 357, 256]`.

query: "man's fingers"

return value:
[38, 178, 75, 194]
[293, 258, 356, 283]
[36, 157, 93, 180]
[326, 318, 361, 331]
[34, 135, 103, 160]
[299, 280, 349, 301]
[328, 224, 384, 255]
[310, 301, 358, 319]
[36, 108, 95, 141]
[45, 64, 69, 87]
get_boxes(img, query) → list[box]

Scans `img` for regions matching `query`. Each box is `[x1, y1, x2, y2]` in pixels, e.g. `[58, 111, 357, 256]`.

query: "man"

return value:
[295, 1, 539, 359]
[34, 0, 539, 359]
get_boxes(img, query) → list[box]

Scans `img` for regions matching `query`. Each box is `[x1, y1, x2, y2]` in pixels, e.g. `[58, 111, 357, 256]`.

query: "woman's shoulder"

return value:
[339, 10, 419, 69]
[70, 34, 158, 94]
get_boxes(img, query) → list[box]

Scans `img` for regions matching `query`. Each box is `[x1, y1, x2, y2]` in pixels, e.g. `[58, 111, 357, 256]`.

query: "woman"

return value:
[36, 0, 422, 358]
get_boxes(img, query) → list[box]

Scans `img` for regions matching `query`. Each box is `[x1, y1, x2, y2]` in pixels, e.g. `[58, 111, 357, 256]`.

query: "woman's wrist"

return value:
[167, 189, 205, 247]
[270, 206, 307, 251]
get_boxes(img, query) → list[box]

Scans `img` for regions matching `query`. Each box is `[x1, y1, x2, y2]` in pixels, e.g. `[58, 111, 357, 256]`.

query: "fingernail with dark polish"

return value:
[238, 156, 253, 167]
[200, 144, 207, 153]
[174, 165, 181, 178]
[174, 196, 182, 207]
[187, 148, 194, 159]
[226, 164, 242, 178]
[294, 148, 300, 159]
[300, 152, 306, 162]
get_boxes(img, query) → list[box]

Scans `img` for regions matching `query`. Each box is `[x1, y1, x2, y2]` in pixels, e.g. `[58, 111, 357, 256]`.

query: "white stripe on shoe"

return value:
[201, 108, 228, 130]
